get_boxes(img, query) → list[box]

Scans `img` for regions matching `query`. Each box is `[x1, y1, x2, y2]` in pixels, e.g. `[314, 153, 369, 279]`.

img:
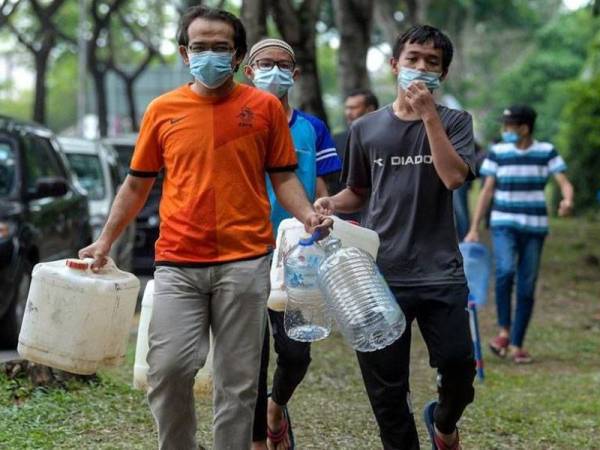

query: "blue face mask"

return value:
[189, 51, 234, 89]
[252, 67, 294, 98]
[502, 131, 519, 144]
[398, 67, 441, 91]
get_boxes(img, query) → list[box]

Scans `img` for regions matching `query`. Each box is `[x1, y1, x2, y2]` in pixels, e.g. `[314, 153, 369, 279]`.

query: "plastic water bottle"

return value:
[283, 233, 331, 342]
[317, 238, 406, 352]
[459, 242, 492, 308]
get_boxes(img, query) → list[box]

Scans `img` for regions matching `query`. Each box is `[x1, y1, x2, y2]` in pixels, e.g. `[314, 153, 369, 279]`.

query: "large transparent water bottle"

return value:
[318, 238, 406, 352]
[283, 233, 331, 342]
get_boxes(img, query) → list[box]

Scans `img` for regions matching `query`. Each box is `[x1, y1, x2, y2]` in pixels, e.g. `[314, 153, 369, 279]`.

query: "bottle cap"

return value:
[299, 230, 321, 246]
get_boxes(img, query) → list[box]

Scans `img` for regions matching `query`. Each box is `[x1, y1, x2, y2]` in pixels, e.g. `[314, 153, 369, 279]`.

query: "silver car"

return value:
[58, 137, 135, 272]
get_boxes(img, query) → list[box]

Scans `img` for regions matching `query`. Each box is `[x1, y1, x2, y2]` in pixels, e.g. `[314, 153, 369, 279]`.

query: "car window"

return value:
[0, 141, 16, 197]
[65, 153, 106, 201]
[24, 136, 65, 194]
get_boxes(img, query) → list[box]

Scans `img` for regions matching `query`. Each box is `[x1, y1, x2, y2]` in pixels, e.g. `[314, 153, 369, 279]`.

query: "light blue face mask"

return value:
[252, 67, 294, 98]
[398, 67, 441, 91]
[188, 51, 234, 89]
[502, 131, 520, 144]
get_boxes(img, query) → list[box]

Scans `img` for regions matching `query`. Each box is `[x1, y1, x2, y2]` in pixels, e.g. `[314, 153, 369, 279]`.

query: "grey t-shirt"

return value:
[341, 104, 476, 287]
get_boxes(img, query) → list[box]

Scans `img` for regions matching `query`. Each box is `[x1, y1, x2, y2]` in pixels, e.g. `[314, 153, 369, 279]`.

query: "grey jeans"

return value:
[147, 255, 271, 450]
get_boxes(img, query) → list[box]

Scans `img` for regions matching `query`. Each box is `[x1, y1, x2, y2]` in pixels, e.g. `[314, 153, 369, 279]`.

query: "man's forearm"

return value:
[470, 186, 494, 232]
[330, 187, 368, 213]
[316, 176, 329, 198]
[98, 176, 154, 245]
[271, 172, 315, 223]
[423, 113, 469, 190]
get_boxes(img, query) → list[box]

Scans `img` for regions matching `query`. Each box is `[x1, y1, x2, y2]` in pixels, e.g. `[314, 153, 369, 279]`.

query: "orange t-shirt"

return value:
[129, 83, 297, 266]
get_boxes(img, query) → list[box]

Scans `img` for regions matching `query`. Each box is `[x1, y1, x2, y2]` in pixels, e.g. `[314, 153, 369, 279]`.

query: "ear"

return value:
[179, 46, 190, 66]
[292, 67, 301, 81]
[390, 57, 400, 77]
[232, 52, 245, 72]
[439, 69, 448, 81]
[243, 65, 254, 80]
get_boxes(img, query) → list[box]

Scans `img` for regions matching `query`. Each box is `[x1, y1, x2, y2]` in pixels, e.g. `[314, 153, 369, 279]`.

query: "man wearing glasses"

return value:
[244, 38, 341, 450]
[79, 6, 331, 450]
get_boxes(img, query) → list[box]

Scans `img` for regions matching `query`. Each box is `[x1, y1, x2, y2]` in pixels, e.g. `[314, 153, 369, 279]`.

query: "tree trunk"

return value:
[270, 0, 328, 124]
[333, 0, 373, 99]
[241, 0, 267, 49]
[32, 40, 53, 125]
[124, 79, 138, 131]
[92, 71, 109, 137]
[373, 0, 401, 46]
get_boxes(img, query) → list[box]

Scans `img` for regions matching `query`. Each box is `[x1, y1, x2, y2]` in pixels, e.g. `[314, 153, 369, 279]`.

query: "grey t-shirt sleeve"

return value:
[341, 125, 371, 189]
[448, 111, 476, 181]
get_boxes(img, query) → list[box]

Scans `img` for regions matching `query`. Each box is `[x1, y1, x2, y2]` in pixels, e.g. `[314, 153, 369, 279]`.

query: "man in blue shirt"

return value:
[244, 38, 341, 450]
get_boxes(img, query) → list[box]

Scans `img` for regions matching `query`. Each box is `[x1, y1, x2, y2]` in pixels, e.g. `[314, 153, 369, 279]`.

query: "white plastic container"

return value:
[133, 280, 214, 397]
[18, 258, 140, 375]
[267, 216, 380, 312]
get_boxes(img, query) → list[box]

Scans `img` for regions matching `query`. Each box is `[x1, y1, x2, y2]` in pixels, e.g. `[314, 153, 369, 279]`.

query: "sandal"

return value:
[511, 349, 532, 364]
[266, 394, 295, 450]
[489, 335, 509, 357]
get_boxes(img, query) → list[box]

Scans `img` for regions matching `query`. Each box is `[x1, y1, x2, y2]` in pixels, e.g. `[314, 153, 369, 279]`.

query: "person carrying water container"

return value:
[315, 25, 477, 450]
[465, 105, 574, 364]
[78, 6, 332, 450]
[244, 38, 342, 450]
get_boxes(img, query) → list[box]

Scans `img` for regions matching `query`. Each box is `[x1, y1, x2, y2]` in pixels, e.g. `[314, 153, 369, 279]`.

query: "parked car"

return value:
[0, 115, 92, 348]
[58, 137, 135, 272]
[102, 134, 138, 180]
[103, 134, 162, 273]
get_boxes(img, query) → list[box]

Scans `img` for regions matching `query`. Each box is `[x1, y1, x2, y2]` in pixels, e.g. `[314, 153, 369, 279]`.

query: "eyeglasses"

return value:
[187, 44, 235, 54]
[253, 59, 295, 72]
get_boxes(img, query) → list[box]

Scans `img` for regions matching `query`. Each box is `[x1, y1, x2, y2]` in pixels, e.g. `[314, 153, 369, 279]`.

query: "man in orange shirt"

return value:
[79, 6, 331, 450]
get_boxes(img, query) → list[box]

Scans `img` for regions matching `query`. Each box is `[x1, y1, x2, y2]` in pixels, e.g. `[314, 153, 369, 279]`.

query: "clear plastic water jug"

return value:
[459, 242, 491, 308]
[283, 233, 331, 342]
[318, 239, 406, 352]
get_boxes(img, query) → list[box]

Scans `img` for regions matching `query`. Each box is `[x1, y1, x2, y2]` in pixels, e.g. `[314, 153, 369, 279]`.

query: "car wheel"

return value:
[0, 261, 33, 349]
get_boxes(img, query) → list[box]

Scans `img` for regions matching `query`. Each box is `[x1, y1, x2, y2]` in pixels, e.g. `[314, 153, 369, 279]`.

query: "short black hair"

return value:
[502, 104, 537, 134]
[392, 25, 454, 74]
[346, 89, 379, 110]
[177, 5, 247, 62]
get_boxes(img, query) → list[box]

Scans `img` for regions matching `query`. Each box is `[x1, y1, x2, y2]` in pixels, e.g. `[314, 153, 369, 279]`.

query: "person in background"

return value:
[79, 7, 331, 450]
[330, 89, 379, 222]
[454, 141, 486, 241]
[465, 104, 574, 364]
[244, 37, 342, 450]
[315, 25, 476, 450]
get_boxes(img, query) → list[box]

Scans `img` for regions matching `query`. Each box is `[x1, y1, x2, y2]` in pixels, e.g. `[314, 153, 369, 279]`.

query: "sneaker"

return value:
[423, 401, 462, 450]
[489, 335, 509, 357]
[511, 349, 533, 364]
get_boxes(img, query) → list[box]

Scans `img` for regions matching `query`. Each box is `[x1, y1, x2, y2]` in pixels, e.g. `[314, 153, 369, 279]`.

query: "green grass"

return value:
[1, 218, 599, 449]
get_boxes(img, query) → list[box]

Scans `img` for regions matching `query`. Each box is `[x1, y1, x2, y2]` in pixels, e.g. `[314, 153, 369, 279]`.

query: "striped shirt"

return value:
[480, 141, 567, 234]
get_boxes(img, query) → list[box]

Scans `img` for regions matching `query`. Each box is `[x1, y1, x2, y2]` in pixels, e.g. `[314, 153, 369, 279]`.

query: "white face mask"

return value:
[252, 67, 294, 98]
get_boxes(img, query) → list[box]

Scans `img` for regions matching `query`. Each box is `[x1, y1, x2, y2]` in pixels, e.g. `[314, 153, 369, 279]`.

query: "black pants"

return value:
[357, 284, 476, 450]
[253, 309, 312, 442]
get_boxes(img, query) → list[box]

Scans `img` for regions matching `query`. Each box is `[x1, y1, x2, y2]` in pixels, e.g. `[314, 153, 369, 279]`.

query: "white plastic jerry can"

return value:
[133, 280, 214, 397]
[267, 216, 380, 312]
[18, 258, 140, 375]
